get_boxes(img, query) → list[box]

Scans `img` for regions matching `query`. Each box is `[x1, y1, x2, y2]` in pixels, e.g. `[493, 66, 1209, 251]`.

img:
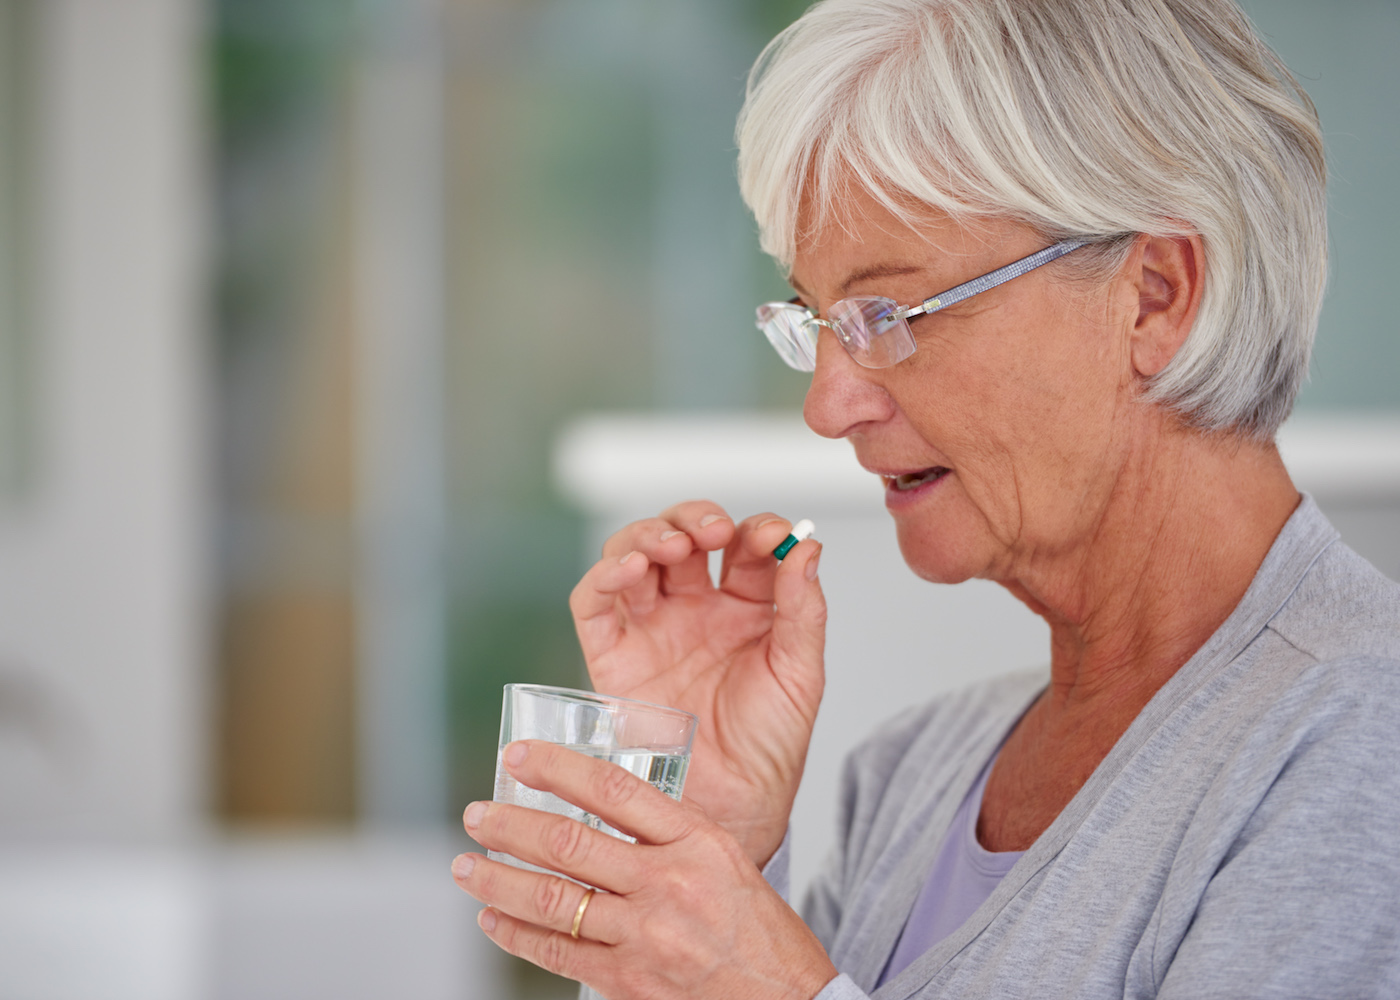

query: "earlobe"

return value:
[1130, 233, 1204, 380]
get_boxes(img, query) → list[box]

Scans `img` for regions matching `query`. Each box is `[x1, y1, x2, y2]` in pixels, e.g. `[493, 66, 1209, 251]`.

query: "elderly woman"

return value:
[452, 0, 1400, 996]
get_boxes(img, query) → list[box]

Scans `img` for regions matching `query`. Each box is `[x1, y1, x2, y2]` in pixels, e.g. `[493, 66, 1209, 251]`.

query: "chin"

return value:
[893, 516, 988, 585]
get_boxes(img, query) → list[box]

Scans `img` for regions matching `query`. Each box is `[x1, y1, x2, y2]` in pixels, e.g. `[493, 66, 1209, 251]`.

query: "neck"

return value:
[1002, 419, 1299, 728]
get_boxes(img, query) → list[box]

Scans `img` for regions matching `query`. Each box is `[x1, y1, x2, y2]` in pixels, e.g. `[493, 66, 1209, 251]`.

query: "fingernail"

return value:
[452, 854, 476, 880]
[504, 741, 528, 767]
[699, 514, 727, 528]
[756, 517, 785, 530]
[464, 801, 488, 830]
[478, 908, 497, 932]
[806, 545, 822, 581]
[619, 550, 638, 566]
[660, 529, 683, 541]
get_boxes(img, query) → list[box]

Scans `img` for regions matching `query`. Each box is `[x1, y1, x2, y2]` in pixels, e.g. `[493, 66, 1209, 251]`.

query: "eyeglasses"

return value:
[755, 239, 1086, 371]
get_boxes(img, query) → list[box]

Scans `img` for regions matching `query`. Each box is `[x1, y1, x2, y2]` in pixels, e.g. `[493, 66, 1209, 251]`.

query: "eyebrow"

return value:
[840, 263, 927, 296]
[787, 263, 930, 301]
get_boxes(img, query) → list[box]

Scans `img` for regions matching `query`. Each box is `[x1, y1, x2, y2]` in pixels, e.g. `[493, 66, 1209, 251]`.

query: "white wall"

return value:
[556, 412, 1400, 902]
[0, 0, 208, 840]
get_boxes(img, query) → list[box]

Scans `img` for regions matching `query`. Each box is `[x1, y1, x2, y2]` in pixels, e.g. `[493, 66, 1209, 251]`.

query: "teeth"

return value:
[892, 467, 947, 490]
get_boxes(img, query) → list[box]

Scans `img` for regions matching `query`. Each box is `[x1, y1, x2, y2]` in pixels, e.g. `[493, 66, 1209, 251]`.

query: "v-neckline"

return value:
[855, 496, 1337, 998]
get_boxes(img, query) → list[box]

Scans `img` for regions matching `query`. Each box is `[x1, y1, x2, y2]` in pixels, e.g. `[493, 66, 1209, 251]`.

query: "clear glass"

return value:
[756, 300, 819, 370]
[755, 296, 915, 372]
[829, 296, 918, 367]
[489, 684, 697, 1000]
[490, 684, 697, 872]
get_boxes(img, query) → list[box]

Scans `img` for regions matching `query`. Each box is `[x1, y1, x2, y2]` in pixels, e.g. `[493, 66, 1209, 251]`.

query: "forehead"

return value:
[789, 184, 1018, 294]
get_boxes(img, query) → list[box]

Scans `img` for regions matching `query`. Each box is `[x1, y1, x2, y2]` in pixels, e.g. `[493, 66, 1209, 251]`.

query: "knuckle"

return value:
[596, 761, 637, 809]
[487, 802, 515, 841]
[667, 807, 705, 843]
[493, 916, 519, 954]
[715, 831, 758, 877]
[657, 866, 692, 901]
[472, 862, 498, 900]
[548, 815, 591, 868]
[673, 498, 717, 522]
[533, 877, 572, 925]
[539, 930, 574, 977]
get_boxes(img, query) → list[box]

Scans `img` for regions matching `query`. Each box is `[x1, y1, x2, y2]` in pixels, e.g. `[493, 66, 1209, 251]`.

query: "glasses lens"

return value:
[828, 297, 916, 368]
[755, 302, 817, 371]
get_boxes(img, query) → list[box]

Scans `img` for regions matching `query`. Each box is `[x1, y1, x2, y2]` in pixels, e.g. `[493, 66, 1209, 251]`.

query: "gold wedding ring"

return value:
[570, 887, 596, 940]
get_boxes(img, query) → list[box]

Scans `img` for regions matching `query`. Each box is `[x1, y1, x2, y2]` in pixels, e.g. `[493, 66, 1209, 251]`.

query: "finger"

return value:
[502, 741, 701, 847]
[463, 795, 647, 894]
[596, 518, 697, 615]
[452, 853, 626, 945]
[569, 550, 654, 658]
[767, 538, 827, 720]
[476, 906, 612, 989]
[652, 501, 734, 594]
[716, 513, 797, 602]
[598, 505, 734, 597]
[598, 502, 728, 563]
[652, 529, 709, 600]
[620, 559, 663, 618]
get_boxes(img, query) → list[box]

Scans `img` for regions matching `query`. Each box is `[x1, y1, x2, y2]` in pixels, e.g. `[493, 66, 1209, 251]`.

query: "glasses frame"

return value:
[757, 238, 1087, 371]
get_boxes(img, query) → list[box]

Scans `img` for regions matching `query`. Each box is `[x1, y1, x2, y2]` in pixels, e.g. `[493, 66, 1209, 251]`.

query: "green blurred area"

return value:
[0, 0, 36, 501]
[210, 0, 817, 834]
[441, 0, 813, 815]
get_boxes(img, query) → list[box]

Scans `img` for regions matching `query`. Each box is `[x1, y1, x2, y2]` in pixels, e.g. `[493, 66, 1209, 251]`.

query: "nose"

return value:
[802, 327, 896, 439]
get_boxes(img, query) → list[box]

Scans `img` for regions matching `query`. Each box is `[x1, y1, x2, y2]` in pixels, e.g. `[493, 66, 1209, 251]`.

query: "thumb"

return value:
[768, 540, 827, 718]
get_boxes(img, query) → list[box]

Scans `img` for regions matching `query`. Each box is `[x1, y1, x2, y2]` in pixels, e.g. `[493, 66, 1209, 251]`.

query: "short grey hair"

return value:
[736, 0, 1327, 439]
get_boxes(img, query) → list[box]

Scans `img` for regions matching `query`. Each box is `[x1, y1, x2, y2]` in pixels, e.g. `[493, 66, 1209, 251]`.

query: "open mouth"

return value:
[884, 466, 951, 491]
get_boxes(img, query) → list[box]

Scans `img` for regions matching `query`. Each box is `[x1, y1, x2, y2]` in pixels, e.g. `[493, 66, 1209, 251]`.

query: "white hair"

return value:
[736, 0, 1327, 439]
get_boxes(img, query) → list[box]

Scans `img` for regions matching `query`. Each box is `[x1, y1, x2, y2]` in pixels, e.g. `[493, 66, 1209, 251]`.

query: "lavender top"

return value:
[875, 753, 1022, 987]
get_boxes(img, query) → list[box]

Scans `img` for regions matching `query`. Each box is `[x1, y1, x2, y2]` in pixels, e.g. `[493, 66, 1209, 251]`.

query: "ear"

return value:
[1129, 233, 1204, 379]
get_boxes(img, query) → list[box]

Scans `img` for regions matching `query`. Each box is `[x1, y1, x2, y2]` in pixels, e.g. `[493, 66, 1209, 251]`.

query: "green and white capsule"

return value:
[772, 519, 816, 561]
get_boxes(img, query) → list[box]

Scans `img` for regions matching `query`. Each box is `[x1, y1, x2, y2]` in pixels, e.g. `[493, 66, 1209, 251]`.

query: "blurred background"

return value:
[0, 0, 1395, 998]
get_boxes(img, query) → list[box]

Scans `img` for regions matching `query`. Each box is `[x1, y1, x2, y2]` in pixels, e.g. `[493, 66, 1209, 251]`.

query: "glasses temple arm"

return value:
[898, 239, 1088, 320]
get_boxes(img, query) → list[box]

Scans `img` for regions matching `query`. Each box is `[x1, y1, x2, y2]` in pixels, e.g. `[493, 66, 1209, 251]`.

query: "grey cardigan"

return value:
[765, 497, 1400, 999]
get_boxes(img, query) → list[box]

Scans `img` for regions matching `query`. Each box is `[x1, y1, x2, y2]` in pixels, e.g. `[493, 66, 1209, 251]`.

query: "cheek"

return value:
[889, 331, 1041, 497]
[891, 496, 998, 583]
[895, 309, 1127, 532]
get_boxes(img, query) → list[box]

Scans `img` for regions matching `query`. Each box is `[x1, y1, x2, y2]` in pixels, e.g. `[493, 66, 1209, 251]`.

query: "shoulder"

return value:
[1211, 650, 1400, 835]
[1259, 650, 1400, 761]
[1164, 653, 1400, 996]
[1266, 538, 1400, 663]
[1221, 514, 1400, 776]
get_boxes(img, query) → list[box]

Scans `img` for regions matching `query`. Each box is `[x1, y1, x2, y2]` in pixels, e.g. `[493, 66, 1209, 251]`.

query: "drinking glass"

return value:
[489, 684, 698, 1000]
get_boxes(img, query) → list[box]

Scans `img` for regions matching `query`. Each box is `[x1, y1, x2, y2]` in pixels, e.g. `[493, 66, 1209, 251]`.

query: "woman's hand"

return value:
[454, 740, 838, 1000]
[570, 501, 826, 866]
